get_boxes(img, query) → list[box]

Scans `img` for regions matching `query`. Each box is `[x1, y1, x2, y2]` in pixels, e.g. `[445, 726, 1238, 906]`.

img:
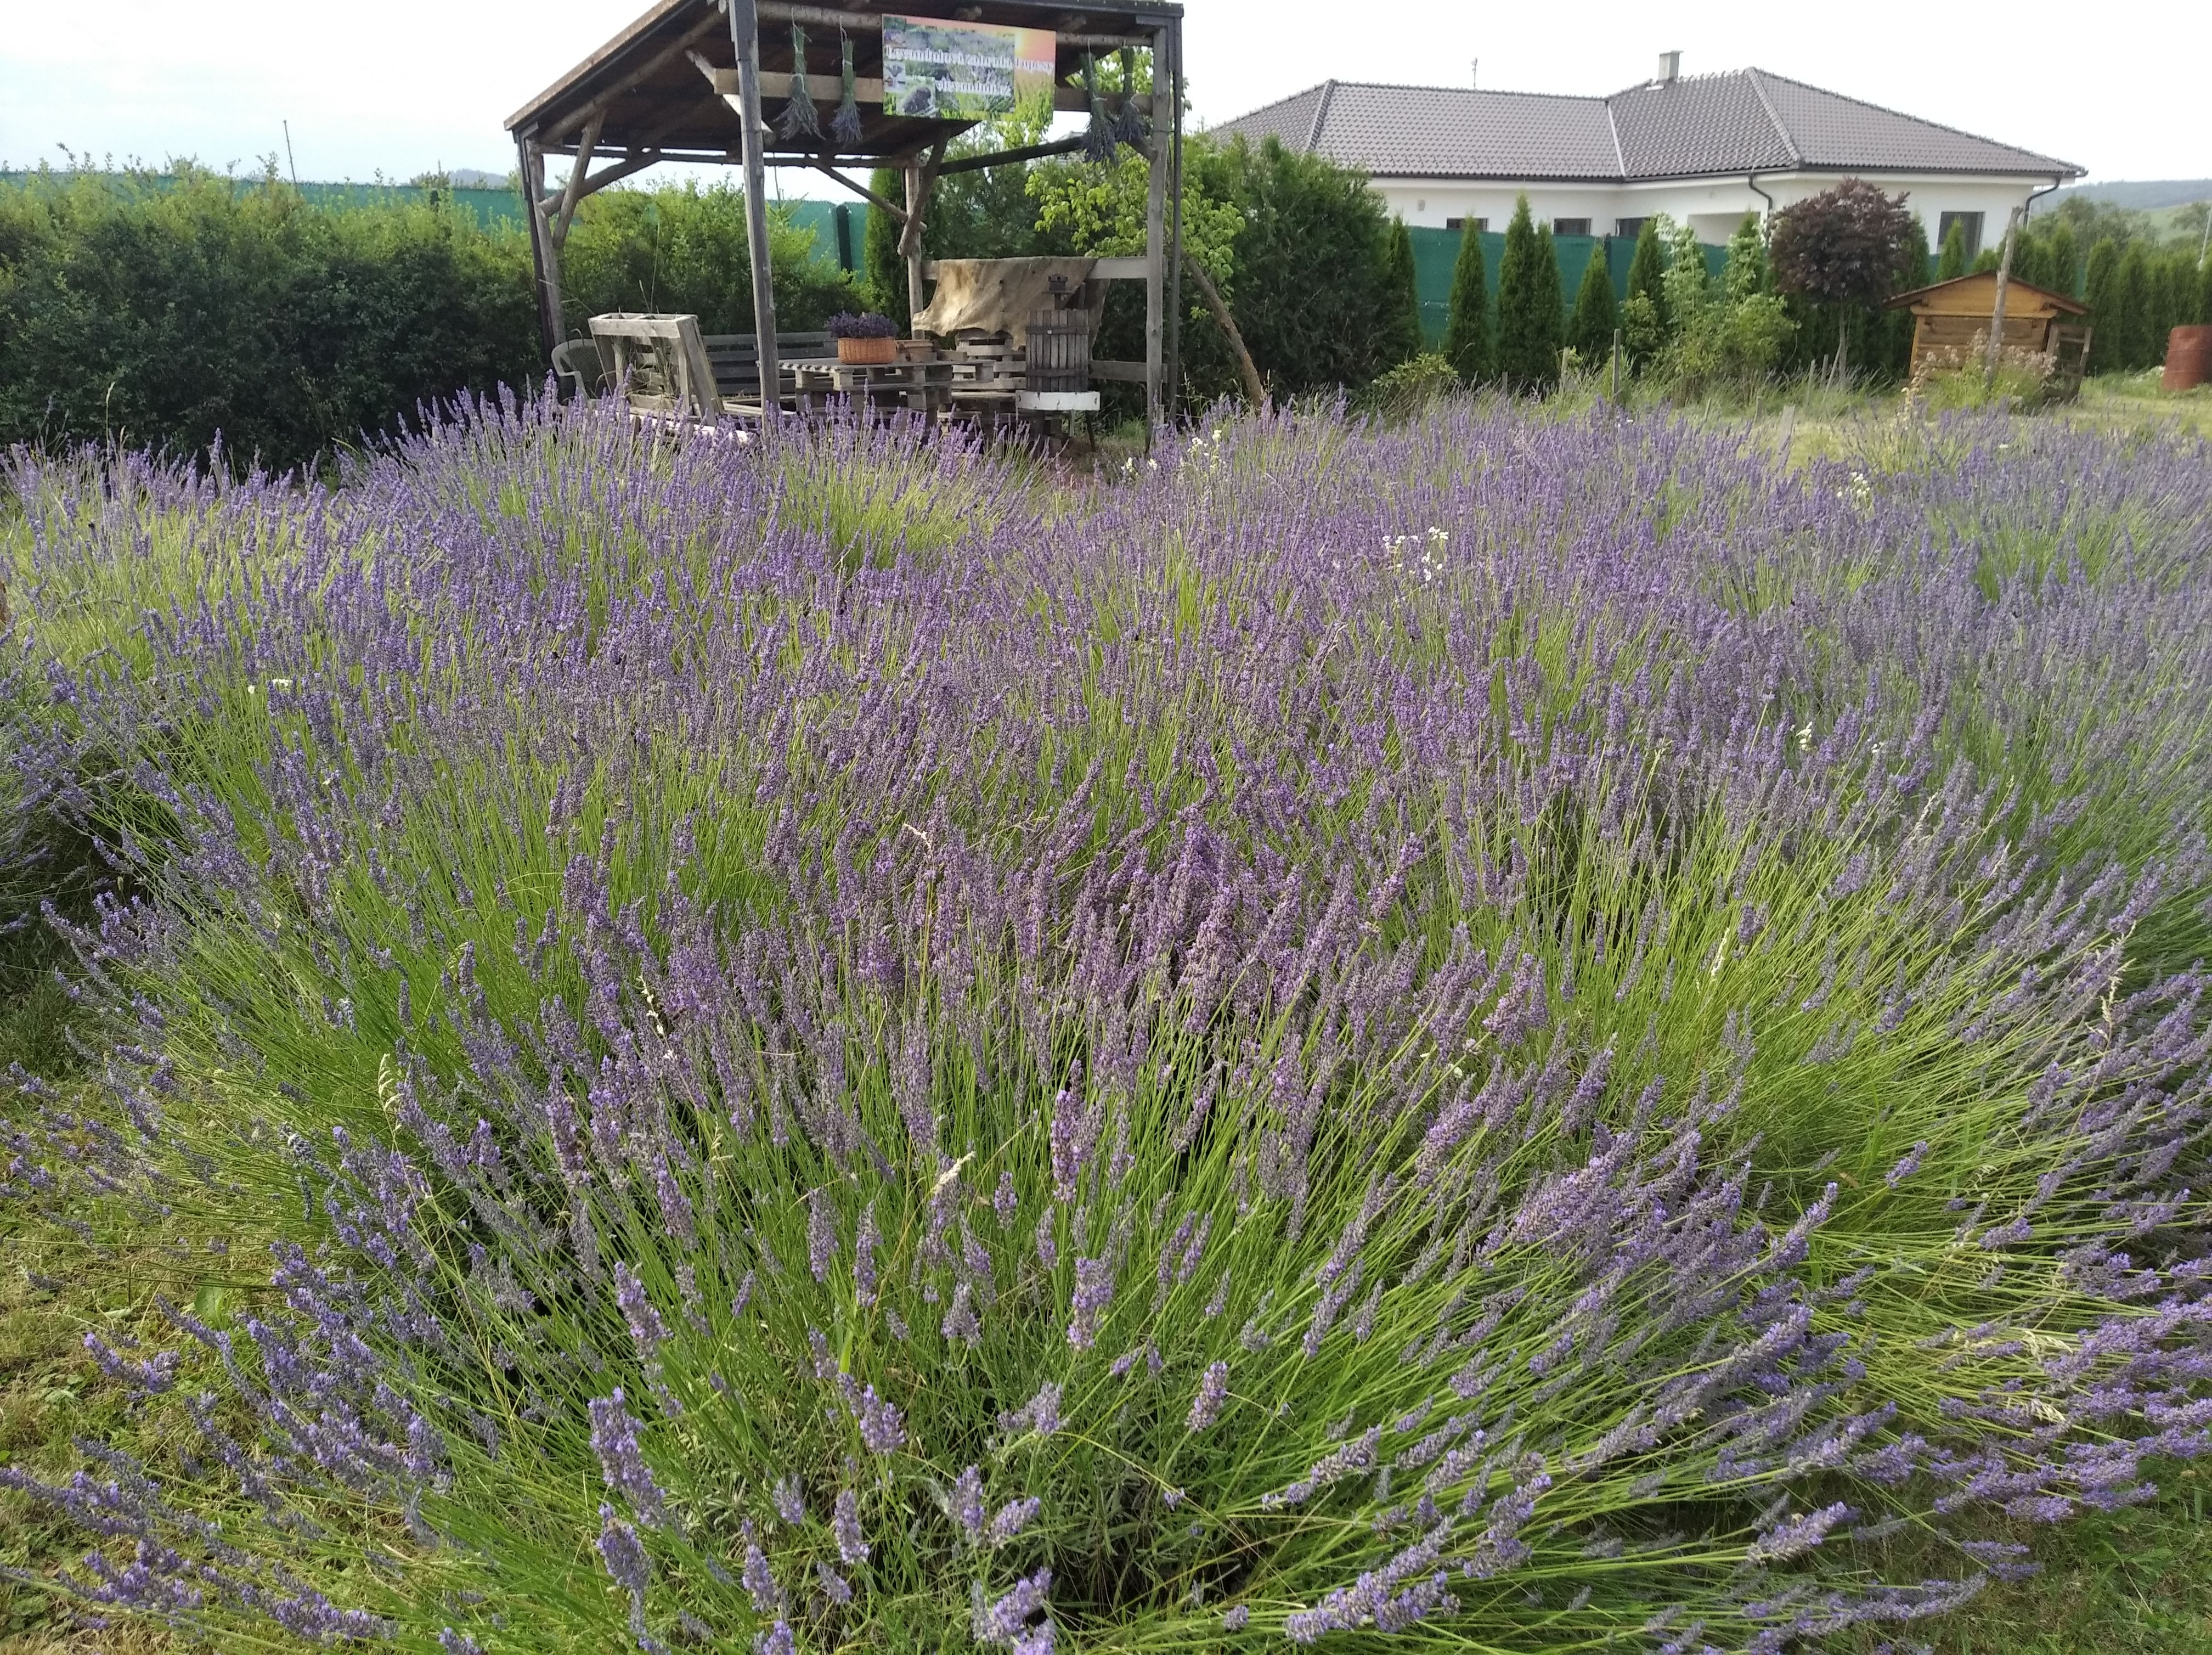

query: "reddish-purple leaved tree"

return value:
[1768, 178, 1925, 376]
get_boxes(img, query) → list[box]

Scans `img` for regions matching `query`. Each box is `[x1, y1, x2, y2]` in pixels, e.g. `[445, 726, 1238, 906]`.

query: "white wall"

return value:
[1373, 172, 2051, 254]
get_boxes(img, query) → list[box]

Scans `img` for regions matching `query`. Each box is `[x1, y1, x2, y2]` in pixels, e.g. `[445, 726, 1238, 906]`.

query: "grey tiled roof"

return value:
[1213, 69, 2080, 183]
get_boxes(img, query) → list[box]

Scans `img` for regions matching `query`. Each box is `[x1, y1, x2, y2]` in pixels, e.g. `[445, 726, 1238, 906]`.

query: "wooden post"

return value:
[1143, 33, 1169, 431]
[1160, 22, 1183, 423]
[1182, 249, 1265, 408]
[730, 0, 781, 411]
[1984, 204, 2023, 391]
[904, 164, 927, 323]
[1611, 325, 1622, 401]
[900, 137, 948, 329]
[516, 136, 565, 357]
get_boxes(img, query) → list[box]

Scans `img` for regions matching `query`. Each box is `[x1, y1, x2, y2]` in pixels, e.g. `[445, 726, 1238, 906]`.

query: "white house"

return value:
[1215, 55, 2081, 256]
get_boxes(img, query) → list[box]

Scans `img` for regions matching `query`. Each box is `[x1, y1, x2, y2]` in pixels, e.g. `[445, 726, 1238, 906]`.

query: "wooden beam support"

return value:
[935, 134, 1087, 176]
[757, 2, 1149, 47]
[730, 0, 782, 410]
[898, 136, 947, 261]
[812, 160, 905, 221]
[549, 111, 606, 245]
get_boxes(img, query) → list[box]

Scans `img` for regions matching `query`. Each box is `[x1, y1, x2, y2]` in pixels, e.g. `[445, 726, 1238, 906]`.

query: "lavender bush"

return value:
[3, 395, 2211, 1653]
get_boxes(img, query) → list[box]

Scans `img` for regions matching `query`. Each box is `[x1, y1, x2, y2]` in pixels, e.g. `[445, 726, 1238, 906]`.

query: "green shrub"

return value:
[1359, 350, 1460, 420]
[0, 166, 857, 474]
[0, 165, 538, 472]
[557, 181, 864, 337]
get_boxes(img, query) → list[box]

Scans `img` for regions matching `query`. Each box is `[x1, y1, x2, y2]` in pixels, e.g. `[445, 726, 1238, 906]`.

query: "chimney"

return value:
[1470, 58, 1479, 89]
[1656, 50, 1681, 85]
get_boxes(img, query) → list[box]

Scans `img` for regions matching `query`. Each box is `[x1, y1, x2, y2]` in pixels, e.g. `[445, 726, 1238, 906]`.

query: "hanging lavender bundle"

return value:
[1081, 53, 1118, 164]
[1112, 46, 1150, 149]
[830, 29, 864, 150]
[777, 23, 821, 142]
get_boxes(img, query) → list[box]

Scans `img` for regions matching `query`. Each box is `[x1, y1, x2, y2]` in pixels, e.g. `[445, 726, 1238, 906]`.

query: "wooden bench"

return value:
[586, 315, 839, 415]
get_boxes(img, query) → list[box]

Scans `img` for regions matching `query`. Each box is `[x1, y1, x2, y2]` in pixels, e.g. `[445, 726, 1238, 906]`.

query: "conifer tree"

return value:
[1378, 217, 1425, 366]
[1496, 198, 1564, 390]
[1934, 219, 1969, 282]
[2082, 237, 2122, 371]
[2044, 222, 2081, 297]
[1565, 244, 1619, 367]
[1721, 212, 1768, 300]
[1440, 217, 1493, 384]
[865, 167, 911, 328]
[1624, 216, 1669, 330]
[2114, 244, 2152, 369]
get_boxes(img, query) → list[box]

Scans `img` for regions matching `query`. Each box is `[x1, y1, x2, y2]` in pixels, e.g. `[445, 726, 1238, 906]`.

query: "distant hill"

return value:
[2054, 179, 2211, 210]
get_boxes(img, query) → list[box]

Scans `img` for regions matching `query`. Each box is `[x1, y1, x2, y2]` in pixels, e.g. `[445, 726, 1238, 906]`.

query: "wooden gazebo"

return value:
[505, 0, 1186, 423]
[1885, 270, 2090, 380]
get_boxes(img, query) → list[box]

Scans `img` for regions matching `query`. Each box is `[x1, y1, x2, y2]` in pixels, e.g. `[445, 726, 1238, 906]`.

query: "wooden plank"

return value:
[1091, 359, 1147, 384]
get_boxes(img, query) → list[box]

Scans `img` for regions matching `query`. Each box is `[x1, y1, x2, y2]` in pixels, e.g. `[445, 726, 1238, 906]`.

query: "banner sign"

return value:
[881, 15, 1056, 121]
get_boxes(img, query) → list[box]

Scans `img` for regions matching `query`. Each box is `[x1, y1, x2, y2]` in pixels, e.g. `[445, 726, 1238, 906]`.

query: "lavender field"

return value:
[3, 398, 2211, 1654]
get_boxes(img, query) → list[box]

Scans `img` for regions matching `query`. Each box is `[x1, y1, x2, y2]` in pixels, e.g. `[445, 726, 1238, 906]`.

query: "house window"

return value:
[1615, 216, 1648, 238]
[1445, 216, 1487, 233]
[1937, 211, 1984, 261]
[1553, 217, 1592, 237]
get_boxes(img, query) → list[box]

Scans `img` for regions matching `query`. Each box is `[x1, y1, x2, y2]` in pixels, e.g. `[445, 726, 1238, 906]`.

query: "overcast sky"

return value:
[3, 0, 2204, 189]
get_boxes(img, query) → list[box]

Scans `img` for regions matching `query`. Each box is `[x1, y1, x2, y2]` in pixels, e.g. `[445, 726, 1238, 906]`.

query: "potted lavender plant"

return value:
[827, 311, 899, 365]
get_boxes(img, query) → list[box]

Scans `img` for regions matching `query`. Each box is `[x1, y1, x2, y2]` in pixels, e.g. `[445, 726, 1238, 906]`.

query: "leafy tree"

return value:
[1767, 178, 1922, 375]
[1624, 216, 1669, 336]
[1934, 219, 1970, 282]
[2082, 237, 2123, 370]
[1441, 219, 1493, 383]
[1034, 133, 1398, 399]
[1495, 196, 1564, 390]
[1565, 243, 1619, 367]
[1378, 217, 1425, 367]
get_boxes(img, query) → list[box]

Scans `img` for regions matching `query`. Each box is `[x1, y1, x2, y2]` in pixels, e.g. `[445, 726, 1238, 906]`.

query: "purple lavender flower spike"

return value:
[1188, 1360, 1229, 1431]
[832, 1487, 870, 1565]
[589, 1391, 667, 1522]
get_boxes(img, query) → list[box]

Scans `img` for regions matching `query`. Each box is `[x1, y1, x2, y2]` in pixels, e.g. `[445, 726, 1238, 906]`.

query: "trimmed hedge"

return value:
[0, 168, 861, 475]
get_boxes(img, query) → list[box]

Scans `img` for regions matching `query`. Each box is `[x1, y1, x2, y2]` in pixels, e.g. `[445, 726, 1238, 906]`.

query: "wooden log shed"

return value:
[1884, 270, 2090, 380]
[505, 0, 1187, 424]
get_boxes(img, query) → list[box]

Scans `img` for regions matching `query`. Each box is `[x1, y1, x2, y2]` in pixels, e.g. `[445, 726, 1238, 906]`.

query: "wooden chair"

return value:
[588, 313, 729, 418]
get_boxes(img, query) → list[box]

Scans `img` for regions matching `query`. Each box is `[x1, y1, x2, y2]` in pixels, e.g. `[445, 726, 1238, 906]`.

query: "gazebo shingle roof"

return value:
[1214, 69, 2080, 183]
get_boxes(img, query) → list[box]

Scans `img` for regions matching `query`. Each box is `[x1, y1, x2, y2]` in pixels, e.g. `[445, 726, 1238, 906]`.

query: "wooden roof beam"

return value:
[543, 8, 730, 145]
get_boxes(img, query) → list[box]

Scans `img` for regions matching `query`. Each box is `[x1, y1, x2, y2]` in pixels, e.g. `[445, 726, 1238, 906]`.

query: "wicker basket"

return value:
[837, 335, 898, 365]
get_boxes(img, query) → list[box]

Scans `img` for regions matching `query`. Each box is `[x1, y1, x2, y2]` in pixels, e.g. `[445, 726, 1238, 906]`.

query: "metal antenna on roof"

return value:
[1470, 59, 1478, 89]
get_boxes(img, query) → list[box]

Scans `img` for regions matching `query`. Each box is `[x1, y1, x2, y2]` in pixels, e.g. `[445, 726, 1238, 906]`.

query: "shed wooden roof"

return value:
[1884, 271, 2090, 316]
[506, 0, 1181, 165]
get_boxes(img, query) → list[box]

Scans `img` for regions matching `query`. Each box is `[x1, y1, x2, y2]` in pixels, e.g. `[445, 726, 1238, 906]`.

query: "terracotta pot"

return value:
[837, 335, 898, 365]
[2163, 326, 2212, 392]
